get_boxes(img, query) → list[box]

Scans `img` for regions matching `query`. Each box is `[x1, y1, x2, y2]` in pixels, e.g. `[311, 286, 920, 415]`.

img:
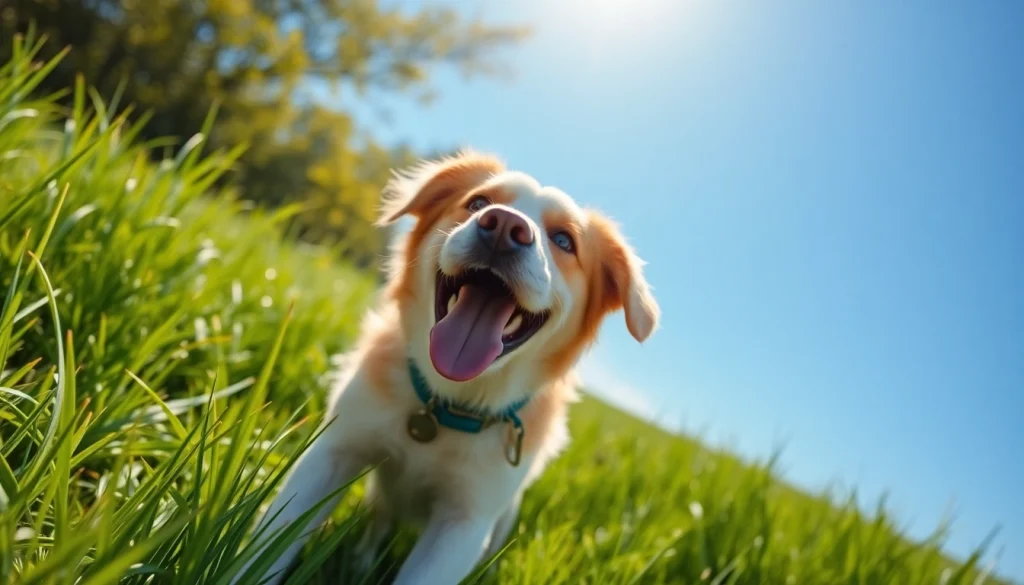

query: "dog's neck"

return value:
[409, 351, 537, 414]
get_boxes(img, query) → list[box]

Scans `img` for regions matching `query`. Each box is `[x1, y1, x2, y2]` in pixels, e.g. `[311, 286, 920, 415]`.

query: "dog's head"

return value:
[379, 151, 659, 392]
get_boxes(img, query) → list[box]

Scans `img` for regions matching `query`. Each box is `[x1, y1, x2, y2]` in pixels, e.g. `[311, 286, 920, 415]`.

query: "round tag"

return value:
[407, 409, 439, 443]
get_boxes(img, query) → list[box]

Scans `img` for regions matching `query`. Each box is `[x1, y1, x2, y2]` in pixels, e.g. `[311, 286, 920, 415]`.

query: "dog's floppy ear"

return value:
[589, 211, 660, 343]
[376, 150, 505, 226]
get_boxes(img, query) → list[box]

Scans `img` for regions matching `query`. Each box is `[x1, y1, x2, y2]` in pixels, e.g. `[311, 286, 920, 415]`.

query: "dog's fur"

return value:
[236, 151, 659, 585]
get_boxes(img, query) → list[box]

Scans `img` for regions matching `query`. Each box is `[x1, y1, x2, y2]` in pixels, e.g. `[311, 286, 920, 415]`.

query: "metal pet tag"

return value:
[407, 408, 439, 443]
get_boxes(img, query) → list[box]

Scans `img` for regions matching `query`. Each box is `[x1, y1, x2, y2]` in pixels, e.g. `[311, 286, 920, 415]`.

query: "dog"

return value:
[236, 150, 660, 585]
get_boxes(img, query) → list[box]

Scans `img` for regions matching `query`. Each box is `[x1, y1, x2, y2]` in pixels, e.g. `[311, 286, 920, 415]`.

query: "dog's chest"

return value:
[332, 378, 525, 519]
[374, 417, 522, 519]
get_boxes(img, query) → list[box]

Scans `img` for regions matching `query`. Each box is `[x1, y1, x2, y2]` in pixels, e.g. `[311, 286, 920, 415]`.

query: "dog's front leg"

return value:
[391, 510, 496, 585]
[481, 493, 521, 563]
[233, 431, 362, 585]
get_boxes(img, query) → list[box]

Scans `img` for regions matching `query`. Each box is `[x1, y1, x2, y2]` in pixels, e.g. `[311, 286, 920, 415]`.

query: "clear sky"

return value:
[337, 0, 1024, 579]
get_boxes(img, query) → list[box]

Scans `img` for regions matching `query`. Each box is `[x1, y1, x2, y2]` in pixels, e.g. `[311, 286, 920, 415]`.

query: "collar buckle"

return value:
[445, 402, 487, 421]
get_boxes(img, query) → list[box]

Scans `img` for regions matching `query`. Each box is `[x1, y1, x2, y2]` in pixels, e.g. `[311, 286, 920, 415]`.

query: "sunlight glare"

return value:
[545, 0, 693, 67]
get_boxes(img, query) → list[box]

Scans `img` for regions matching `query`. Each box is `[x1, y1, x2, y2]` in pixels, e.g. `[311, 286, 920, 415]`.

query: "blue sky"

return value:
[336, 0, 1023, 578]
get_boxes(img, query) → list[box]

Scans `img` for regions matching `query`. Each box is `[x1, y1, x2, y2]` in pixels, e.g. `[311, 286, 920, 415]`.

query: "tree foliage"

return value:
[0, 0, 527, 266]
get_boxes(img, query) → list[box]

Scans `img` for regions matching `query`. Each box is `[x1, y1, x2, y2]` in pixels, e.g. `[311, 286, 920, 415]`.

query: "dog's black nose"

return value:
[476, 206, 535, 252]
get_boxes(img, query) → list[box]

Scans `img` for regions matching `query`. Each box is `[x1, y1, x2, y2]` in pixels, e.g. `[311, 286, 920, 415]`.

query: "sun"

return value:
[543, 0, 683, 65]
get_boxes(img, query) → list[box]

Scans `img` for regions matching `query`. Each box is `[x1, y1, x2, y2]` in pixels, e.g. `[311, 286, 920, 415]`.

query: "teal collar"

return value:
[407, 359, 528, 433]
[407, 359, 528, 465]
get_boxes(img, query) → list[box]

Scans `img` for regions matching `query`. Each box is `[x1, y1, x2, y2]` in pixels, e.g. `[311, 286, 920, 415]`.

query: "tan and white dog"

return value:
[238, 151, 659, 585]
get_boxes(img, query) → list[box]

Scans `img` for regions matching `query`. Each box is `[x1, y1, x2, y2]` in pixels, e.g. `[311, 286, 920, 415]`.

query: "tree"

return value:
[0, 0, 528, 266]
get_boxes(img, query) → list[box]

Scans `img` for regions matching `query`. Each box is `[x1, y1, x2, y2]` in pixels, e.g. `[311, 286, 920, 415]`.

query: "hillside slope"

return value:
[0, 37, 1006, 585]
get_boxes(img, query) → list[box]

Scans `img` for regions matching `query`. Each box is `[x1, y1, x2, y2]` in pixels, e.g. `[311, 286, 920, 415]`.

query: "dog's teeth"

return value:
[503, 314, 523, 337]
[447, 294, 457, 313]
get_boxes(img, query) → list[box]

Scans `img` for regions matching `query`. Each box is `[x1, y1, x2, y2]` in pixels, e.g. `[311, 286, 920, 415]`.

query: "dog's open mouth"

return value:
[429, 269, 549, 382]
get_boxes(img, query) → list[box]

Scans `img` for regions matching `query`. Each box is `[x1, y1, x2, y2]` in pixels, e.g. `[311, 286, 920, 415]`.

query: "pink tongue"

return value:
[430, 284, 516, 382]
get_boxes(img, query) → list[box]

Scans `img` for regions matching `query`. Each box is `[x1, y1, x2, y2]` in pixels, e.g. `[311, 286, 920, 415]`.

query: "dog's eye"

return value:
[550, 231, 575, 253]
[466, 196, 491, 212]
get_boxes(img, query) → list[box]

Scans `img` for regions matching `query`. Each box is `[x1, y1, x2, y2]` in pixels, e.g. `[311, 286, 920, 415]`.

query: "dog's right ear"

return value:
[376, 151, 505, 226]
[588, 211, 660, 343]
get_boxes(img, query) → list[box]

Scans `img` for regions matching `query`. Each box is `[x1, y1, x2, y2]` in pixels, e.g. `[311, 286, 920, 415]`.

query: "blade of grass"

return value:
[0, 452, 18, 503]
[25, 252, 65, 461]
[0, 230, 31, 367]
[125, 369, 188, 441]
[53, 330, 77, 547]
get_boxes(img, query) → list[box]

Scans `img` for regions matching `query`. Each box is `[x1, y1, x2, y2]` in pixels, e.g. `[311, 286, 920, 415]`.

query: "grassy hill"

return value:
[0, 36, 1007, 585]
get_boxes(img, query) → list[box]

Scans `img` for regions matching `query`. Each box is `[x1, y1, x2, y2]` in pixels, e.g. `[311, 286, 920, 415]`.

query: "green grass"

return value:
[0, 33, 1009, 585]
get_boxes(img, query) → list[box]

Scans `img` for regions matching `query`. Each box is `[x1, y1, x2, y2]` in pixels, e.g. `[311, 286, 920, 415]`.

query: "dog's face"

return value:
[379, 151, 659, 388]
